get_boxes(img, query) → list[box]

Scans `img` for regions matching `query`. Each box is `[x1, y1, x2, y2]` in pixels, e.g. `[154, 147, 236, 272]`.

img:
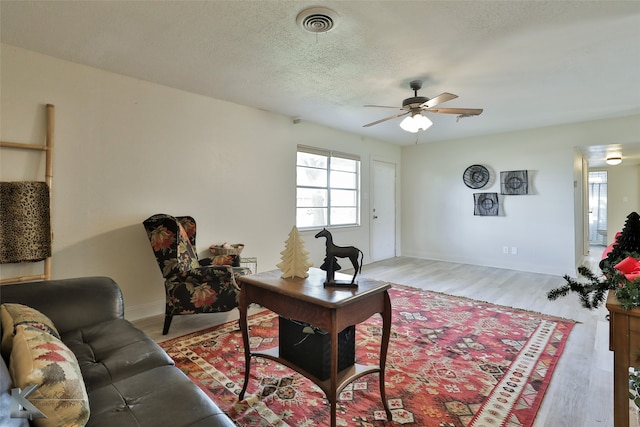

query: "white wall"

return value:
[401, 116, 640, 276]
[0, 45, 401, 319]
[608, 165, 640, 240]
[591, 164, 640, 243]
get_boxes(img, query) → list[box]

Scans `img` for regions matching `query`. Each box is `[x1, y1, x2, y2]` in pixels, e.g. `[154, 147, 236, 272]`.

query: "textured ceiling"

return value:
[1, 1, 640, 164]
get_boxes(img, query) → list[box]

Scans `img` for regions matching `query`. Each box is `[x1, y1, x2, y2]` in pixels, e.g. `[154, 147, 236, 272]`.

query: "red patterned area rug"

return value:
[159, 285, 574, 426]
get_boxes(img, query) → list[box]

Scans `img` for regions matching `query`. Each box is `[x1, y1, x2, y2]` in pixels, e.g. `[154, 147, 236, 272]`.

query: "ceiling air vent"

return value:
[296, 7, 339, 33]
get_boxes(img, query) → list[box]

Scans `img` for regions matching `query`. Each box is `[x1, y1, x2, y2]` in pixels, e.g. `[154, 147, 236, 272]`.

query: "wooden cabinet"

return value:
[607, 290, 640, 427]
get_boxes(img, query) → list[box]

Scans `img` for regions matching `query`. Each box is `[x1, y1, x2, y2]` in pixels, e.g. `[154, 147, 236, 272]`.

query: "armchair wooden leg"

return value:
[162, 314, 173, 335]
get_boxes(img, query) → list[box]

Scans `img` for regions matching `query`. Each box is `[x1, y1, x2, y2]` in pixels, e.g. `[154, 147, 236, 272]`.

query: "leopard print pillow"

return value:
[0, 181, 51, 263]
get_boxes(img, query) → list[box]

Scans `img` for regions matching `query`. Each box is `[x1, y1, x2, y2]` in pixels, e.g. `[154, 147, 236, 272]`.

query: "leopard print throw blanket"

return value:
[0, 182, 51, 263]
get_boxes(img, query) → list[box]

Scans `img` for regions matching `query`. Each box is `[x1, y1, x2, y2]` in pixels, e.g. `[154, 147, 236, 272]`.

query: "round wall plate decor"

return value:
[463, 165, 490, 189]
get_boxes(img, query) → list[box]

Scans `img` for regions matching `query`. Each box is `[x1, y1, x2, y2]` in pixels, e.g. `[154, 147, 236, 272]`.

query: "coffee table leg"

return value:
[238, 289, 251, 400]
[380, 291, 392, 421]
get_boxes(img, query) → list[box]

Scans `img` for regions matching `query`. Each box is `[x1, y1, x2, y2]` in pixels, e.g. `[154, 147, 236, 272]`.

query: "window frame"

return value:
[296, 145, 361, 230]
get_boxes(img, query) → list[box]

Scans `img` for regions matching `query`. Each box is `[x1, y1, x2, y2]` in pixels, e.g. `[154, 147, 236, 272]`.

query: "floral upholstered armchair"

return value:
[142, 213, 249, 334]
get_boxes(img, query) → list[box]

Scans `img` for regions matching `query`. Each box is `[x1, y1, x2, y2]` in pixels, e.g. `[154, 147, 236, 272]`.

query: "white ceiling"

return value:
[2, 0, 640, 165]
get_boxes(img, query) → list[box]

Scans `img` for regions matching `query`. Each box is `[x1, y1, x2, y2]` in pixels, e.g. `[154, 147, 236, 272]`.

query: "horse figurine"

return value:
[314, 228, 363, 286]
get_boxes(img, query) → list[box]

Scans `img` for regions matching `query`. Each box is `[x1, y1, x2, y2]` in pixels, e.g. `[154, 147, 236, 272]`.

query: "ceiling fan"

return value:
[363, 80, 483, 133]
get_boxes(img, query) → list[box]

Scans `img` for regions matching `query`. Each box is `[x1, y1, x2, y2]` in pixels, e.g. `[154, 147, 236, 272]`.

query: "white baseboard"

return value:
[125, 299, 164, 321]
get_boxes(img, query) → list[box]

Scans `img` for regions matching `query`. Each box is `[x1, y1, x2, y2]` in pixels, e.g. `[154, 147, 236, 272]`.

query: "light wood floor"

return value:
[134, 248, 616, 427]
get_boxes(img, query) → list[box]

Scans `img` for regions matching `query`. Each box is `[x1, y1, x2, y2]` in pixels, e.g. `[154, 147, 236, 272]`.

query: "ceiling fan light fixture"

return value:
[400, 113, 433, 133]
[606, 156, 622, 166]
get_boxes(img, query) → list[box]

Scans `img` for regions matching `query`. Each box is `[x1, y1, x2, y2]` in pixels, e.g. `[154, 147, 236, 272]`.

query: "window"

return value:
[588, 171, 607, 244]
[296, 145, 360, 229]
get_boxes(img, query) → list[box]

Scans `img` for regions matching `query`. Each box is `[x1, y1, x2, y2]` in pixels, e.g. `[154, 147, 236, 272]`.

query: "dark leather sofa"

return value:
[0, 276, 235, 427]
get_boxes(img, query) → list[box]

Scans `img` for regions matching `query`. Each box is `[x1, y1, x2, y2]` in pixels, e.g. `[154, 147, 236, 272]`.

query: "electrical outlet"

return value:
[511, 247, 518, 255]
[503, 246, 509, 254]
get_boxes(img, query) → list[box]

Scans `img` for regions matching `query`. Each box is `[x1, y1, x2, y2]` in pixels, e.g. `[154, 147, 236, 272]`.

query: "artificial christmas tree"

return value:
[600, 211, 640, 269]
[548, 211, 640, 309]
[276, 226, 313, 279]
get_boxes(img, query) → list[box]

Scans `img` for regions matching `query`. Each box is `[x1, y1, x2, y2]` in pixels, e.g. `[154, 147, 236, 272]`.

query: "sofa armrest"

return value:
[0, 276, 124, 335]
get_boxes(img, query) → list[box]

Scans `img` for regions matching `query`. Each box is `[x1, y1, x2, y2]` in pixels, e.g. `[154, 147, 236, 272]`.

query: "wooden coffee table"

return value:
[237, 268, 392, 426]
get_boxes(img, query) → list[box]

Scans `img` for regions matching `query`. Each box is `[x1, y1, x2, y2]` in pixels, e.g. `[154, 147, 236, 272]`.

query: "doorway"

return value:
[588, 170, 608, 245]
[370, 160, 396, 261]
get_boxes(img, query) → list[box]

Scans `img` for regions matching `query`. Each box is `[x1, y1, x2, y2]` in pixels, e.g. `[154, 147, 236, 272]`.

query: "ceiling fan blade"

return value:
[421, 92, 458, 108]
[363, 104, 401, 109]
[426, 108, 483, 115]
[363, 111, 409, 127]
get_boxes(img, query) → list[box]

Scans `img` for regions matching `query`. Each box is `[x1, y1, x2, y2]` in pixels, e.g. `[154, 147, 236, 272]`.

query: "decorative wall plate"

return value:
[474, 193, 499, 216]
[463, 165, 490, 189]
[500, 170, 529, 195]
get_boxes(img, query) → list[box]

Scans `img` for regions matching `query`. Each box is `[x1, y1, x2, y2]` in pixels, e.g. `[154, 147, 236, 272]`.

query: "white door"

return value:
[371, 160, 396, 261]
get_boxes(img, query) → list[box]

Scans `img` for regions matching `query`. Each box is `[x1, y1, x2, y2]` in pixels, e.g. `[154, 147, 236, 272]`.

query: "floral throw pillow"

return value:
[1, 303, 60, 360]
[9, 325, 89, 427]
